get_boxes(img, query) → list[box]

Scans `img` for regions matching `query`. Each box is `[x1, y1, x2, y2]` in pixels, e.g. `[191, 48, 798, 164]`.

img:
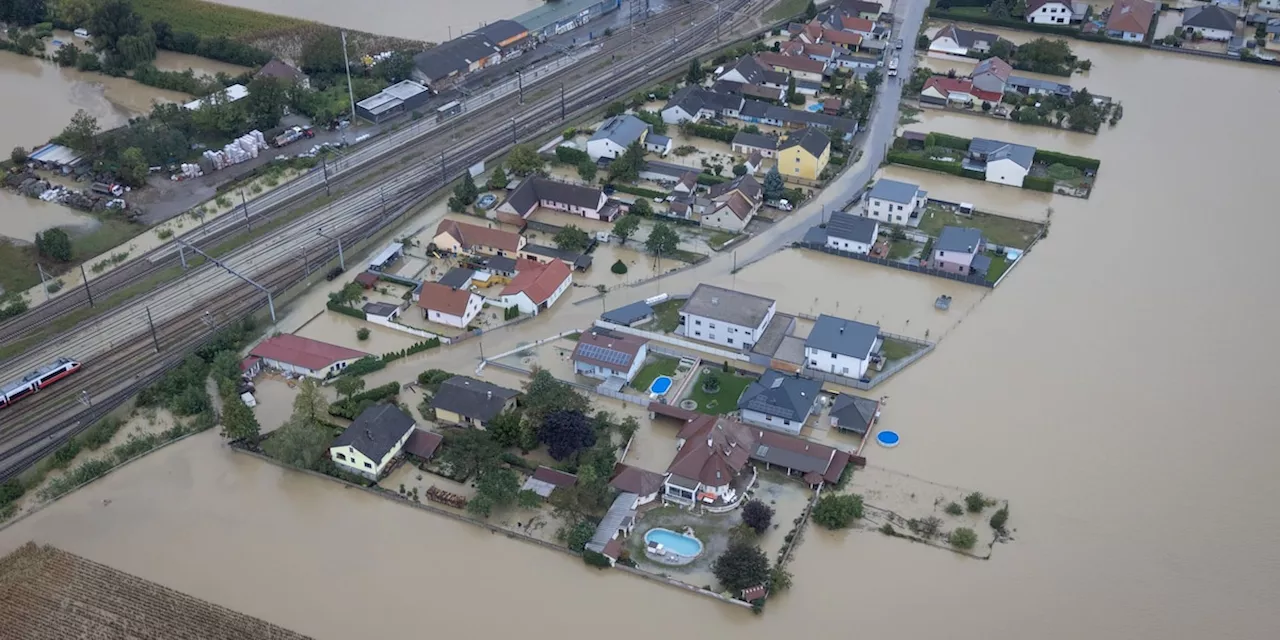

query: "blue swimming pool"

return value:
[806, 103, 822, 112]
[645, 528, 704, 558]
[649, 375, 673, 395]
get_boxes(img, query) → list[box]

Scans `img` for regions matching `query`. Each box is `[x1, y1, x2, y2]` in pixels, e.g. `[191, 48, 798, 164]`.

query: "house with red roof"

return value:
[920, 76, 978, 106]
[432, 219, 525, 257]
[417, 281, 483, 328]
[499, 258, 572, 315]
[1104, 0, 1155, 42]
[249, 334, 369, 379]
[754, 52, 828, 83]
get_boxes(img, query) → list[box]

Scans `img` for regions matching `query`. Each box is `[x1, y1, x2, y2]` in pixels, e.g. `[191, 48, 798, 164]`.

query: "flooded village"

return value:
[2, 0, 1280, 639]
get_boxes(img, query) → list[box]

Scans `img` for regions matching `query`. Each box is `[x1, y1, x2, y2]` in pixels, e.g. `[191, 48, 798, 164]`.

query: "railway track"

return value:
[0, 0, 760, 479]
[0, 4, 701, 352]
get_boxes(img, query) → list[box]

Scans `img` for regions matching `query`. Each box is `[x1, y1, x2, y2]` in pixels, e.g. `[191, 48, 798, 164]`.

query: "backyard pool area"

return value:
[644, 527, 704, 565]
[648, 375, 673, 397]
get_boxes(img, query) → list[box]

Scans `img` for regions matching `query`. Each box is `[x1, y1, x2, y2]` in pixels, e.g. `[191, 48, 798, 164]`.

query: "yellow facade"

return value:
[777, 138, 830, 181]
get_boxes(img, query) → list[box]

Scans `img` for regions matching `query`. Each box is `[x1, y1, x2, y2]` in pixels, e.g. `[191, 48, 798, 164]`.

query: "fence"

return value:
[798, 241, 994, 288]
[594, 385, 652, 407]
[592, 320, 751, 363]
[786, 321, 935, 391]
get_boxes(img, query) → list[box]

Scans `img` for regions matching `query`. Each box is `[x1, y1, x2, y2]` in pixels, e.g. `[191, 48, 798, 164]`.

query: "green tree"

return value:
[686, 57, 705, 84]
[605, 101, 626, 117]
[35, 228, 72, 262]
[811, 493, 864, 529]
[261, 414, 331, 468]
[577, 158, 597, 182]
[522, 369, 590, 423]
[0, 0, 47, 25]
[220, 395, 261, 441]
[10, 146, 27, 164]
[564, 519, 596, 552]
[645, 222, 679, 258]
[1011, 0, 1028, 17]
[538, 410, 596, 461]
[949, 527, 978, 550]
[209, 350, 242, 397]
[58, 109, 99, 152]
[965, 491, 988, 513]
[916, 34, 930, 50]
[454, 171, 479, 205]
[732, 163, 748, 177]
[89, 0, 145, 55]
[553, 225, 590, 252]
[612, 213, 640, 244]
[292, 379, 330, 428]
[864, 69, 883, 92]
[786, 75, 799, 104]
[1066, 104, 1102, 133]
[990, 38, 1015, 60]
[804, 0, 818, 20]
[712, 541, 770, 593]
[989, 505, 1010, 533]
[549, 473, 612, 521]
[487, 409, 525, 448]
[375, 50, 416, 83]
[52, 0, 94, 27]
[53, 42, 80, 67]
[116, 147, 148, 187]
[467, 466, 522, 517]
[988, 0, 1011, 19]
[487, 164, 508, 190]
[634, 110, 667, 135]
[741, 499, 774, 534]
[607, 139, 646, 182]
[245, 76, 289, 129]
[762, 166, 785, 201]
[439, 429, 502, 481]
[610, 259, 628, 274]
[1013, 38, 1075, 74]
[300, 29, 347, 73]
[334, 376, 366, 401]
[628, 198, 652, 217]
[506, 144, 545, 176]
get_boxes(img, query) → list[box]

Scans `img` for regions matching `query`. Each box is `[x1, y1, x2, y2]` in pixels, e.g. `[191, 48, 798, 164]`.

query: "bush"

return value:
[887, 151, 963, 176]
[341, 356, 386, 378]
[683, 122, 737, 143]
[356, 327, 371, 341]
[555, 145, 590, 165]
[329, 381, 402, 419]
[924, 132, 971, 150]
[696, 173, 729, 186]
[1032, 149, 1101, 171]
[416, 368, 454, 389]
[583, 550, 613, 568]
[945, 501, 964, 516]
[949, 527, 978, 550]
[990, 505, 1010, 532]
[742, 499, 774, 534]
[326, 300, 365, 319]
[503, 306, 520, 321]
[811, 493, 863, 529]
[406, 338, 441, 355]
[609, 183, 666, 200]
[1022, 176, 1055, 192]
[611, 259, 628, 274]
[964, 491, 988, 513]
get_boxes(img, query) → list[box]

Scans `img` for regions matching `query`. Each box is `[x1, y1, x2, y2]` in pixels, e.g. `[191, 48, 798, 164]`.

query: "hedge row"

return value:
[683, 122, 737, 143]
[1023, 176, 1055, 192]
[925, 132, 972, 151]
[610, 183, 667, 199]
[555, 146, 590, 165]
[328, 301, 365, 319]
[1032, 149, 1101, 171]
[330, 381, 402, 419]
[382, 338, 442, 364]
[926, 8, 1083, 38]
[341, 356, 386, 377]
[887, 151, 964, 176]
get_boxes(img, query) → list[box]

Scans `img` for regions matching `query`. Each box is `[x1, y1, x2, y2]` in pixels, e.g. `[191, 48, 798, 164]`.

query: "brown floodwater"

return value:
[3, 40, 1280, 639]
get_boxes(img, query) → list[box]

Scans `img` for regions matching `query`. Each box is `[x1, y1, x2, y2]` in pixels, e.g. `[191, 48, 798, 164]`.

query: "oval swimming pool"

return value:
[649, 375, 673, 395]
[644, 528, 703, 558]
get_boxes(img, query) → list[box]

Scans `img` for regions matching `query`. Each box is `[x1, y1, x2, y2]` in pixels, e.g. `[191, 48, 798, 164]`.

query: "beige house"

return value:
[433, 219, 525, 257]
[328, 404, 417, 480]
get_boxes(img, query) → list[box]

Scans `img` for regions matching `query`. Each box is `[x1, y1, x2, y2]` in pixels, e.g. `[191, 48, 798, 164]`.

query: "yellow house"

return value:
[776, 127, 831, 181]
[328, 404, 417, 480]
[433, 219, 525, 258]
[430, 375, 520, 428]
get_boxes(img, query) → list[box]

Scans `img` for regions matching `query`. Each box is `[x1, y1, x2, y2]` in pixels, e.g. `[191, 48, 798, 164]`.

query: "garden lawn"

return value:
[880, 337, 924, 365]
[708, 231, 740, 250]
[765, 0, 810, 22]
[687, 370, 754, 415]
[887, 239, 917, 260]
[917, 204, 1043, 250]
[631, 356, 680, 393]
[651, 299, 683, 333]
[984, 252, 1012, 284]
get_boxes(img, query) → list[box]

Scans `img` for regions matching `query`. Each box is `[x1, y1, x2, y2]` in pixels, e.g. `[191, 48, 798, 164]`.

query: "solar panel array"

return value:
[577, 343, 632, 366]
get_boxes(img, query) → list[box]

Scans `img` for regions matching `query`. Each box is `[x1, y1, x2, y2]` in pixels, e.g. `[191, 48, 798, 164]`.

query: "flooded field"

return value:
[211, 0, 544, 43]
[4, 37, 1280, 640]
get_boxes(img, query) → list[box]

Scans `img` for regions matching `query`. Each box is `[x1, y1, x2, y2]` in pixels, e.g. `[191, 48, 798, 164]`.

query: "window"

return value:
[695, 319, 702, 326]
[810, 360, 818, 366]
[783, 420, 791, 426]
[335, 453, 347, 461]
[831, 353, 836, 358]
[695, 330, 702, 336]
[728, 338, 734, 344]
[709, 323, 716, 329]
[364, 462, 373, 469]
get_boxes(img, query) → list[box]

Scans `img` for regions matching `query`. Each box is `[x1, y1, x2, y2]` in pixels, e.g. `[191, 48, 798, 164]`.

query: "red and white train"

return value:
[0, 358, 82, 410]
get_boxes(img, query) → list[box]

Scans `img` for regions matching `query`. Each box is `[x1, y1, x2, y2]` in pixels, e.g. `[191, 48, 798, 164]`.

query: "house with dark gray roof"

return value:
[660, 86, 745, 124]
[587, 115, 668, 161]
[805, 314, 881, 380]
[571, 328, 649, 383]
[867, 178, 927, 227]
[497, 177, 611, 220]
[412, 33, 502, 87]
[824, 211, 879, 255]
[738, 369, 822, 434]
[931, 226, 989, 277]
[474, 19, 530, 51]
[929, 23, 1000, 56]
[679, 284, 777, 349]
[717, 56, 789, 88]
[731, 131, 780, 158]
[328, 404, 417, 479]
[601, 300, 654, 327]
[964, 138, 1036, 187]
[829, 394, 880, 436]
[1181, 5, 1239, 41]
[1006, 75, 1072, 98]
[430, 376, 520, 428]
[519, 244, 593, 271]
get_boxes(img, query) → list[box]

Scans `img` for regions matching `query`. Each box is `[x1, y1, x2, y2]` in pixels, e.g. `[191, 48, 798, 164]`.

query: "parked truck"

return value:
[272, 126, 315, 148]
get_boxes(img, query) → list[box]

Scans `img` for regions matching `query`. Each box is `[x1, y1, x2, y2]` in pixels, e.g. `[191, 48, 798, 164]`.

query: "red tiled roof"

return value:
[972, 88, 1003, 103]
[840, 15, 874, 32]
[741, 584, 769, 601]
[667, 416, 756, 486]
[354, 272, 379, 288]
[240, 356, 260, 372]
[435, 219, 523, 253]
[500, 259, 571, 304]
[417, 281, 476, 316]
[822, 28, 863, 46]
[1106, 0, 1155, 35]
[755, 52, 826, 75]
[404, 429, 443, 459]
[249, 334, 369, 371]
[610, 463, 667, 496]
[532, 466, 578, 488]
[923, 76, 974, 97]
[602, 537, 624, 560]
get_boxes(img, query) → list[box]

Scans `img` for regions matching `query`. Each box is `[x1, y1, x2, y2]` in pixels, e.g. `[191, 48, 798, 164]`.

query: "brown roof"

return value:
[571, 328, 648, 370]
[256, 58, 305, 82]
[532, 466, 579, 488]
[1106, 0, 1155, 34]
[715, 192, 755, 220]
[648, 400, 700, 423]
[435, 219, 523, 253]
[747, 150, 763, 166]
[417, 281, 476, 316]
[822, 28, 864, 47]
[839, 15, 875, 32]
[602, 537, 624, 560]
[755, 52, 826, 75]
[753, 428, 844, 482]
[610, 463, 667, 495]
[404, 428, 443, 459]
[250, 334, 368, 370]
[709, 174, 763, 203]
[0, 543, 314, 639]
[354, 271, 379, 287]
[500, 258, 571, 304]
[923, 76, 975, 97]
[667, 416, 756, 486]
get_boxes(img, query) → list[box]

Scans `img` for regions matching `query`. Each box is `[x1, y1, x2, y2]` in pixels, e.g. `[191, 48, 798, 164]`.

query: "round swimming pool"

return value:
[877, 430, 901, 448]
[644, 528, 704, 562]
[649, 375, 673, 395]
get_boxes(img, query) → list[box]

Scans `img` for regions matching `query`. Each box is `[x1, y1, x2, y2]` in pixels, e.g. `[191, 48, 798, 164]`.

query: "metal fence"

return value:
[798, 241, 994, 288]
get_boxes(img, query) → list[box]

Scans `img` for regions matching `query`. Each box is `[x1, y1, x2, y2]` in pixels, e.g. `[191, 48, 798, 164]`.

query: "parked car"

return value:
[895, 38, 904, 49]
[325, 266, 344, 281]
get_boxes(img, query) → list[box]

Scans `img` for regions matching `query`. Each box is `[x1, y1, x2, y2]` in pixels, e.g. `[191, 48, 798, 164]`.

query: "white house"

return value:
[499, 259, 572, 315]
[1181, 5, 1238, 41]
[929, 24, 1000, 56]
[417, 281, 483, 328]
[701, 174, 763, 233]
[866, 178, 927, 227]
[679, 283, 776, 349]
[1025, 0, 1075, 24]
[755, 52, 827, 83]
[737, 369, 823, 435]
[660, 86, 745, 124]
[328, 404, 417, 479]
[824, 211, 879, 255]
[804, 314, 881, 380]
[497, 177, 612, 220]
[570, 329, 650, 383]
[587, 114, 651, 161]
[610, 464, 666, 508]
[248, 334, 369, 379]
[665, 416, 756, 507]
[965, 138, 1035, 187]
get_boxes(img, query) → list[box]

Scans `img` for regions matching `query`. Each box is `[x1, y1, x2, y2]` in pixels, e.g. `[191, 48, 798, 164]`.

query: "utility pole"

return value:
[340, 30, 357, 126]
[79, 264, 94, 308]
[174, 240, 278, 323]
[178, 244, 188, 269]
[517, 71, 524, 105]
[240, 189, 251, 230]
[317, 228, 346, 270]
[145, 306, 160, 353]
[321, 155, 331, 197]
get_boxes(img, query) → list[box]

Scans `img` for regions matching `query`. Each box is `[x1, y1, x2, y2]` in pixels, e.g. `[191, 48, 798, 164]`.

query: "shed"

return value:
[521, 466, 579, 498]
[368, 243, 404, 271]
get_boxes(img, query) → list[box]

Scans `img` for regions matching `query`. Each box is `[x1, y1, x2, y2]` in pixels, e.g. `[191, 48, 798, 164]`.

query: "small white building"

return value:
[824, 211, 879, 255]
[610, 464, 667, 508]
[1180, 5, 1238, 41]
[417, 282, 483, 328]
[804, 314, 881, 380]
[866, 178, 927, 227]
[571, 329, 650, 383]
[965, 138, 1035, 188]
[1025, 0, 1075, 24]
[500, 259, 572, 315]
[679, 283, 776, 349]
[328, 404, 417, 479]
[248, 334, 369, 379]
[929, 24, 1000, 56]
[587, 115, 651, 161]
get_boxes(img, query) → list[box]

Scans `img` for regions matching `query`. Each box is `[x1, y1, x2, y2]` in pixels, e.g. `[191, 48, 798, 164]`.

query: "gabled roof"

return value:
[755, 52, 827, 75]
[779, 127, 831, 159]
[331, 404, 416, 462]
[571, 328, 648, 371]
[438, 267, 474, 289]
[503, 177, 605, 214]
[680, 283, 775, 329]
[1027, 0, 1071, 12]
[969, 137, 1036, 170]
[719, 56, 789, 86]
[835, 0, 882, 16]
[435, 219, 523, 252]
[1107, 0, 1156, 34]
[751, 428, 845, 484]
[610, 463, 667, 495]
[712, 192, 756, 220]
[829, 394, 879, 435]
[1183, 4, 1238, 31]
[523, 466, 578, 497]
[868, 178, 923, 204]
[362, 301, 399, 317]
[826, 211, 879, 244]
[806, 314, 879, 360]
[932, 23, 999, 49]
[501, 258, 571, 304]
[838, 15, 875, 32]
[250, 334, 368, 371]
[667, 416, 756, 486]
[404, 429, 444, 459]
[738, 369, 822, 421]
[417, 281, 477, 317]
[822, 28, 864, 47]
[590, 114, 650, 146]
[256, 58, 305, 82]
[522, 243, 592, 270]
[474, 19, 528, 45]
[935, 226, 985, 254]
[972, 56, 1013, 82]
[430, 376, 519, 422]
[1007, 75, 1072, 96]
[709, 174, 763, 203]
[663, 86, 745, 117]
[412, 33, 501, 82]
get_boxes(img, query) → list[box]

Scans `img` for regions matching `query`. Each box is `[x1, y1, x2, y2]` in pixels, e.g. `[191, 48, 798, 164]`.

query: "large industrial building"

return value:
[513, 0, 623, 39]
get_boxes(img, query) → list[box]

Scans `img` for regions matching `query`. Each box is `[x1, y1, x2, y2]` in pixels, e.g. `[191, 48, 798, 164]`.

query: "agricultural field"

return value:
[133, 0, 313, 41]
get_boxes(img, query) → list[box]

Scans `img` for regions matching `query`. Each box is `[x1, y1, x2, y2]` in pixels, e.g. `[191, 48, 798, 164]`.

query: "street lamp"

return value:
[316, 227, 345, 271]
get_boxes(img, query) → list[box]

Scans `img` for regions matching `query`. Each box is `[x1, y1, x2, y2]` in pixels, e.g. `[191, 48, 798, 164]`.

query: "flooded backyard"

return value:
[3, 36, 1280, 640]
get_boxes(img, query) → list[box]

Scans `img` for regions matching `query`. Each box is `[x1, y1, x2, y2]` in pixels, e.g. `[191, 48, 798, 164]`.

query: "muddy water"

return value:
[4, 42, 1280, 640]
[211, 0, 545, 43]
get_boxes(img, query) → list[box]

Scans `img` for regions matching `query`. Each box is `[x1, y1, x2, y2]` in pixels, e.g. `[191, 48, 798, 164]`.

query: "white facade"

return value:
[329, 426, 414, 479]
[1027, 2, 1074, 24]
[680, 305, 776, 349]
[825, 228, 875, 255]
[502, 273, 572, 315]
[700, 204, 752, 232]
[731, 141, 776, 158]
[257, 356, 361, 380]
[424, 292, 483, 328]
[1181, 24, 1234, 41]
[661, 105, 698, 124]
[1261, 0, 1280, 9]
[805, 344, 874, 379]
[574, 344, 649, 382]
[867, 194, 926, 226]
[929, 34, 968, 56]
[587, 137, 628, 161]
[739, 409, 805, 435]
[985, 157, 1029, 187]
